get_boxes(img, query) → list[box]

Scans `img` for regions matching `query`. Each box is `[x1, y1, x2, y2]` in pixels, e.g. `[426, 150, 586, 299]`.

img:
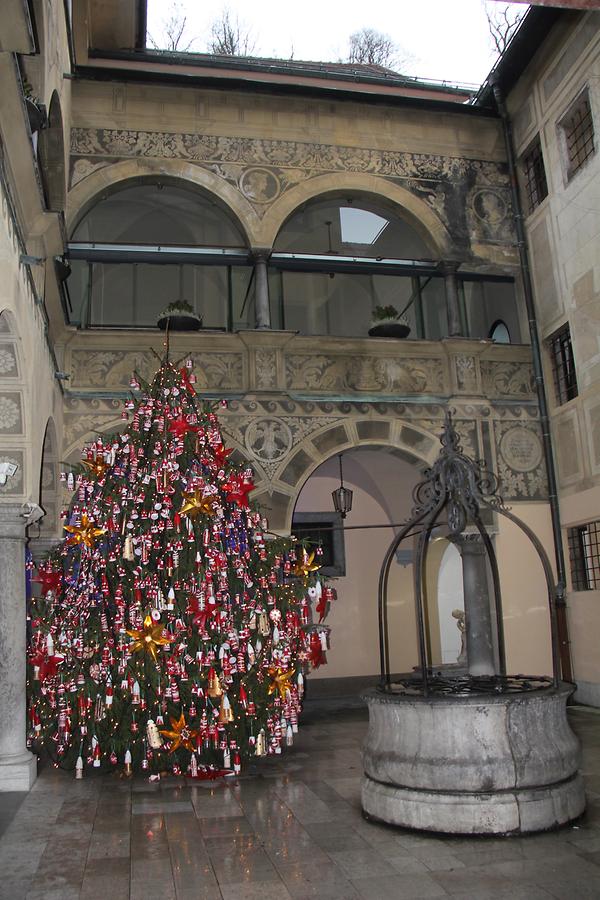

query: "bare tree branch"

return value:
[345, 27, 414, 72]
[484, 1, 525, 57]
[147, 1, 199, 52]
[208, 8, 256, 56]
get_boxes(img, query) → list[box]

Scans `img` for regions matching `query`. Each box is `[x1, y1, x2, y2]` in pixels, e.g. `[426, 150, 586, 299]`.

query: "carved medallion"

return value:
[500, 426, 543, 473]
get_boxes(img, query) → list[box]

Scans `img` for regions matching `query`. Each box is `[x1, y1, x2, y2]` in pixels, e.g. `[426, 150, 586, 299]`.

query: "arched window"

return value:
[66, 180, 253, 330]
[489, 319, 511, 344]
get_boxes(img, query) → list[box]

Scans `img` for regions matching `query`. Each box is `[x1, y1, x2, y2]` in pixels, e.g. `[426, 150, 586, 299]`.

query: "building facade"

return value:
[0, 0, 597, 790]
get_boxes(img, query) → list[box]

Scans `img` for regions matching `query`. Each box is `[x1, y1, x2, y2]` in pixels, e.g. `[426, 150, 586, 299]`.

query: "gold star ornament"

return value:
[292, 549, 320, 580]
[160, 713, 198, 753]
[64, 513, 106, 549]
[81, 458, 108, 478]
[267, 666, 295, 701]
[179, 490, 217, 519]
[126, 615, 172, 662]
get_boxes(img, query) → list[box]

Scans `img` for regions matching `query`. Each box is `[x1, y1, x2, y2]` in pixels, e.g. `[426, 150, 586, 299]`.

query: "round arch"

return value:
[271, 421, 440, 534]
[67, 159, 261, 246]
[258, 173, 453, 256]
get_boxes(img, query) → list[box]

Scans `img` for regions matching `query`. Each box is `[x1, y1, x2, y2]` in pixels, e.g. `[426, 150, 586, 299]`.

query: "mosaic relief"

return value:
[69, 127, 512, 245]
[480, 360, 535, 398]
[284, 354, 444, 395]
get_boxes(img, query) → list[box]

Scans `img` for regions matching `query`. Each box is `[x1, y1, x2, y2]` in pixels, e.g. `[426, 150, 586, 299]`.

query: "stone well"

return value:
[362, 683, 585, 835]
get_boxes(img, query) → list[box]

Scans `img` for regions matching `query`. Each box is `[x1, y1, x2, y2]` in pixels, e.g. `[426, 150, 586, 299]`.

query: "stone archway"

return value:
[292, 443, 426, 688]
[67, 159, 260, 247]
[260, 172, 453, 256]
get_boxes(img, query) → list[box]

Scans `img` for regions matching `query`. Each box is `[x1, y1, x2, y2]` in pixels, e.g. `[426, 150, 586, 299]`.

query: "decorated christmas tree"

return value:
[27, 357, 332, 778]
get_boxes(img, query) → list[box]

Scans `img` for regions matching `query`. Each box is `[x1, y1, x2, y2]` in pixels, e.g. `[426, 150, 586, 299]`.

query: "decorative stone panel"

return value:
[70, 126, 513, 251]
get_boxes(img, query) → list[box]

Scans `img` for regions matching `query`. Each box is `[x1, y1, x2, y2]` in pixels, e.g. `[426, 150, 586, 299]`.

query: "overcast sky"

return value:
[146, 1, 528, 86]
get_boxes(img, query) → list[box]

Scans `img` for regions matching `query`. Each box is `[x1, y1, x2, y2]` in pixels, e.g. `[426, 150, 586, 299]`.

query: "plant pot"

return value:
[157, 314, 202, 332]
[368, 321, 411, 339]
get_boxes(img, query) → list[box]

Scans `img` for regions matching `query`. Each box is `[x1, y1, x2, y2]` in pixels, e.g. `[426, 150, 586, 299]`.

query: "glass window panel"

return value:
[275, 197, 430, 259]
[82, 263, 232, 328]
[72, 183, 246, 247]
[339, 208, 389, 245]
[231, 267, 255, 330]
[419, 278, 447, 340]
[462, 280, 520, 342]
[275, 270, 434, 337]
[89, 264, 134, 326]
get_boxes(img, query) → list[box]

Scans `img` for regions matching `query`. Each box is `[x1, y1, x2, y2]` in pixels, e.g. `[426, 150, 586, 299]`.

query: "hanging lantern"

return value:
[332, 453, 353, 519]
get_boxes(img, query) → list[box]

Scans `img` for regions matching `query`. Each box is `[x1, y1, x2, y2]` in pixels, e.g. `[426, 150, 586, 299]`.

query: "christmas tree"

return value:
[27, 358, 332, 778]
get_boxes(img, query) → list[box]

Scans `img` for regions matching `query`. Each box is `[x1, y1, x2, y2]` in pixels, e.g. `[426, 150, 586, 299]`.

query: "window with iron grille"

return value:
[560, 91, 595, 180]
[548, 324, 578, 405]
[522, 138, 548, 214]
[568, 521, 600, 590]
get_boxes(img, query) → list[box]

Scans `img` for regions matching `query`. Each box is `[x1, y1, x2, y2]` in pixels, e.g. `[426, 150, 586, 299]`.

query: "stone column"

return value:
[254, 250, 271, 330]
[0, 502, 43, 790]
[442, 262, 462, 338]
[453, 533, 495, 677]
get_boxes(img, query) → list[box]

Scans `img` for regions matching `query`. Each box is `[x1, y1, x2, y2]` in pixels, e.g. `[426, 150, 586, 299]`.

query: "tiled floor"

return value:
[2, 703, 600, 899]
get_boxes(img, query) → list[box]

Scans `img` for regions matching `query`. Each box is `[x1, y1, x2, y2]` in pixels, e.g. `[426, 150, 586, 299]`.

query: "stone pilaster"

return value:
[442, 261, 463, 338]
[253, 250, 271, 329]
[453, 533, 496, 677]
[0, 502, 43, 791]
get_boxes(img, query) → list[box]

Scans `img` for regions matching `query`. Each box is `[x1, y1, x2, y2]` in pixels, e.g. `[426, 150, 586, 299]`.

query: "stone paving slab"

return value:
[0, 707, 599, 899]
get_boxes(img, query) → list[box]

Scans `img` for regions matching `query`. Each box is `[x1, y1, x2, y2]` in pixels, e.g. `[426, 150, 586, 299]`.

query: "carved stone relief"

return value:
[70, 127, 512, 248]
[494, 421, 547, 499]
[284, 354, 443, 396]
[480, 360, 535, 398]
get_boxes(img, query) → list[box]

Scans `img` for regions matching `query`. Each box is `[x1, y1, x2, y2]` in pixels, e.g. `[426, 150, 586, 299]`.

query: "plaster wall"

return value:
[294, 460, 555, 682]
[507, 10, 600, 697]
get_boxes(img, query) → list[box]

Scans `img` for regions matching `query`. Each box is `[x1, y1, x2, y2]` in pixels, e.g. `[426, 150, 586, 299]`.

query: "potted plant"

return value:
[368, 304, 411, 339]
[157, 300, 203, 332]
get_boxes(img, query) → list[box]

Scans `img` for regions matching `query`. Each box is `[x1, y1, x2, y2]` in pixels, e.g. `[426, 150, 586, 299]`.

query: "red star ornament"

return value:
[31, 568, 62, 596]
[168, 415, 198, 439]
[29, 648, 65, 681]
[223, 475, 254, 508]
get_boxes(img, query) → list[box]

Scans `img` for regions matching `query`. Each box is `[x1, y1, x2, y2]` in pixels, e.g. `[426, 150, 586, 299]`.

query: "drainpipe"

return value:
[492, 80, 572, 683]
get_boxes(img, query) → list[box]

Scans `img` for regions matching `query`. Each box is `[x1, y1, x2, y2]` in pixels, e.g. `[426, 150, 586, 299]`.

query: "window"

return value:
[522, 138, 548, 214]
[489, 319, 511, 344]
[568, 521, 600, 590]
[548, 324, 577, 405]
[64, 180, 255, 329]
[292, 512, 346, 577]
[560, 90, 595, 181]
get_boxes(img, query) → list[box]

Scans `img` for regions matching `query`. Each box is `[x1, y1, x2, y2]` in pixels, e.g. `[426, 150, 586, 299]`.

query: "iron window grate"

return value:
[568, 521, 600, 590]
[548, 324, 578, 405]
[523, 138, 548, 214]
[562, 93, 595, 179]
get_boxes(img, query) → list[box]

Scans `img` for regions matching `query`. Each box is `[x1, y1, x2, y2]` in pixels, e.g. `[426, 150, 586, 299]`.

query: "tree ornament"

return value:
[207, 668, 223, 699]
[179, 491, 217, 519]
[218, 693, 234, 724]
[267, 667, 295, 701]
[146, 719, 163, 749]
[159, 713, 199, 753]
[64, 513, 106, 549]
[292, 549, 321, 581]
[81, 458, 108, 479]
[126, 615, 171, 662]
